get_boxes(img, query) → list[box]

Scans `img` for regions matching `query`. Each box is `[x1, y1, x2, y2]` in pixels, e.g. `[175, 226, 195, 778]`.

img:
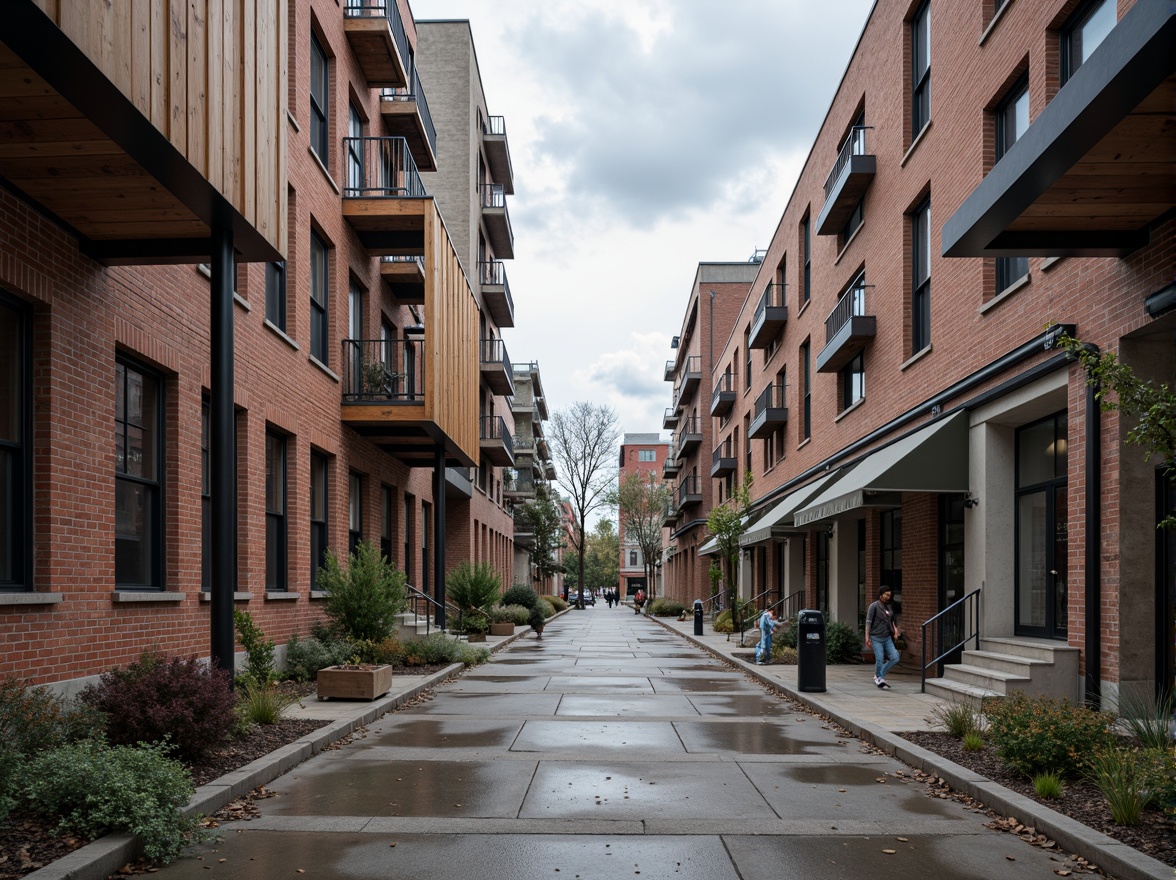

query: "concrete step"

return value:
[941, 662, 1029, 694]
[979, 636, 1079, 664]
[924, 677, 1001, 710]
[961, 649, 1047, 677]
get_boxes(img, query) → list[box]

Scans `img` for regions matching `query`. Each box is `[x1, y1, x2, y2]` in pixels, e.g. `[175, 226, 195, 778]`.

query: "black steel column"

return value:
[210, 226, 236, 677]
[1084, 378, 1101, 707]
[433, 445, 446, 630]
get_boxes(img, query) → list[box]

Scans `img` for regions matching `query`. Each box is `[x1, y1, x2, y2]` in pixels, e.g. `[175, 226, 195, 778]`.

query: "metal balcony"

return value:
[504, 476, 536, 501]
[711, 441, 736, 478]
[662, 455, 680, 478]
[749, 383, 789, 439]
[816, 281, 876, 373]
[379, 255, 424, 303]
[480, 338, 515, 396]
[379, 66, 438, 172]
[816, 126, 875, 235]
[664, 359, 676, 382]
[481, 115, 515, 194]
[663, 407, 679, 429]
[479, 183, 514, 259]
[710, 372, 736, 417]
[749, 283, 788, 349]
[672, 356, 701, 410]
[341, 137, 427, 256]
[479, 415, 514, 467]
[677, 475, 703, 509]
[663, 500, 681, 526]
[478, 261, 515, 328]
[343, 0, 411, 89]
[676, 417, 702, 457]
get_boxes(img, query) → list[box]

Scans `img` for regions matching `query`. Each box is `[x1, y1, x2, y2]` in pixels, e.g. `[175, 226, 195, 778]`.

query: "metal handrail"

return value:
[379, 64, 437, 159]
[731, 588, 775, 645]
[823, 125, 872, 200]
[341, 136, 424, 198]
[681, 355, 701, 376]
[404, 582, 449, 635]
[711, 372, 735, 406]
[712, 440, 734, 469]
[480, 183, 507, 209]
[341, 338, 425, 401]
[479, 415, 514, 458]
[676, 475, 701, 508]
[483, 115, 507, 137]
[480, 337, 513, 377]
[824, 278, 872, 344]
[754, 383, 787, 418]
[921, 589, 981, 692]
[479, 260, 514, 310]
[754, 283, 786, 324]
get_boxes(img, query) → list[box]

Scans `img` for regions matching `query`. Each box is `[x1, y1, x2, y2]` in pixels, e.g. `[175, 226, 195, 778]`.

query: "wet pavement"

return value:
[147, 610, 1108, 879]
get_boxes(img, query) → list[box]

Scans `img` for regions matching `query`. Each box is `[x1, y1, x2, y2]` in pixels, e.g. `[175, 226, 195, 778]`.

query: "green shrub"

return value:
[528, 606, 547, 630]
[771, 646, 798, 664]
[79, 652, 237, 764]
[542, 595, 568, 612]
[1033, 771, 1064, 799]
[237, 681, 301, 726]
[1118, 688, 1176, 750]
[1142, 746, 1176, 816]
[1086, 745, 1151, 825]
[284, 633, 355, 682]
[825, 621, 863, 664]
[488, 605, 515, 623]
[25, 739, 199, 863]
[535, 598, 555, 619]
[446, 562, 503, 614]
[316, 540, 408, 642]
[648, 599, 686, 617]
[984, 692, 1114, 778]
[778, 623, 798, 649]
[456, 613, 489, 635]
[713, 610, 733, 633]
[502, 604, 531, 626]
[963, 731, 985, 752]
[457, 644, 491, 666]
[234, 609, 277, 687]
[402, 633, 464, 667]
[928, 700, 982, 739]
[365, 637, 406, 666]
[502, 584, 539, 609]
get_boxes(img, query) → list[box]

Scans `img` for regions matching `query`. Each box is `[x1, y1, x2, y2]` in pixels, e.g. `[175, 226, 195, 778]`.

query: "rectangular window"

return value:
[995, 79, 1030, 292]
[348, 281, 364, 388]
[840, 199, 864, 244]
[911, 196, 931, 353]
[911, 0, 931, 136]
[840, 351, 865, 411]
[801, 216, 811, 306]
[310, 230, 329, 364]
[115, 358, 163, 589]
[421, 501, 431, 595]
[801, 341, 811, 441]
[265, 262, 286, 331]
[310, 31, 329, 162]
[310, 450, 328, 589]
[880, 508, 903, 618]
[638, 450, 655, 462]
[381, 485, 394, 564]
[349, 472, 362, 558]
[1061, 0, 1114, 85]
[0, 296, 29, 590]
[404, 493, 414, 583]
[347, 103, 364, 194]
[266, 431, 287, 591]
[743, 328, 752, 387]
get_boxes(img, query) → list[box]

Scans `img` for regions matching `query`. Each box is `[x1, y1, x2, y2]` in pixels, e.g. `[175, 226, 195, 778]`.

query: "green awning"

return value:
[698, 537, 720, 556]
[793, 411, 969, 527]
[739, 469, 846, 546]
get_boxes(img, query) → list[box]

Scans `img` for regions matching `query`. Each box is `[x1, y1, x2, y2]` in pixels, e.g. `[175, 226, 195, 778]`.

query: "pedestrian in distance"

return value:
[634, 589, 645, 614]
[865, 586, 901, 688]
[755, 609, 782, 665]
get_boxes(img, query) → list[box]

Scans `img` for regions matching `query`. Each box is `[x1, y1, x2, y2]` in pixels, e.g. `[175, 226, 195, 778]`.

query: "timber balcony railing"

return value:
[478, 260, 515, 328]
[677, 475, 703, 509]
[675, 416, 702, 457]
[343, 0, 412, 89]
[749, 383, 788, 439]
[750, 283, 788, 349]
[379, 63, 438, 170]
[340, 339, 425, 402]
[710, 372, 736, 417]
[343, 136, 424, 199]
[711, 439, 736, 478]
[817, 125, 876, 235]
[479, 338, 515, 396]
[479, 415, 515, 467]
[479, 183, 514, 258]
[816, 277, 876, 373]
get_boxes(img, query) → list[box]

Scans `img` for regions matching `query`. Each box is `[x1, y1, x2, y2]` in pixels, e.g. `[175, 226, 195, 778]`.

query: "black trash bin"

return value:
[693, 600, 704, 635]
[796, 609, 826, 692]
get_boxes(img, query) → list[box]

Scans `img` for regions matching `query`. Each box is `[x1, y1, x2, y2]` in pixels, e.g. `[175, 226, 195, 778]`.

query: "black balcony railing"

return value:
[380, 254, 424, 271]
[755, 283, 786, 324]
[379, 63, 438, 158]
[480, 183, 507, 209]
[342, 136, 424, 198]
[825, 279, 870, 344]
[824, 126, 871, 201]
[480, 415, 514, 457]
[344, 1, 412, 79]
[341, 338, 425, 401]
[479, 260, 514, 304]
[484, 115, 507, 137]
[480, 337, 513, 376]
[677, 475, 702, 507]
[754, 383, 787, 418]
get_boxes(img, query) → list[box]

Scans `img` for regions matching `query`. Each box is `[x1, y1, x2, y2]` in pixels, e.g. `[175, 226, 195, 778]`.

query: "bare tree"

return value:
[548, 401, 620, 608]
[614, 471, 673, 602]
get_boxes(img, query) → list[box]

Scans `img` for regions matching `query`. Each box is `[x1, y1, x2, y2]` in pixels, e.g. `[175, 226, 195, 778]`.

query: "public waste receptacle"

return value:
[693, 600, 704, 635]
[796, 609, 826, 693]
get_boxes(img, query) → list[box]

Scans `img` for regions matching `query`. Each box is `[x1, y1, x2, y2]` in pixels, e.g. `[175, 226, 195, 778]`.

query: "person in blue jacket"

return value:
[756, 609, 782, 665]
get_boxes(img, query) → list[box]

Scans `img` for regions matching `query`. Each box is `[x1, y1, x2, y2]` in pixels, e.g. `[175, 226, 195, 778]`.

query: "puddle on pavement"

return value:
[556, 694, 700, 716]
[512, 720, 684, 752]
[409, 692, 561, 716]
[366, 718, 522, 749]
[674, 721, 837, 755]
[784, 764, 909, 787]
[651, 677, 759, 693]
[685, 695, 793, 717]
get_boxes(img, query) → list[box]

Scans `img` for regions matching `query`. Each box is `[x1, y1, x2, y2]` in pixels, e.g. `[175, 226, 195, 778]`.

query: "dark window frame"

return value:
[801, 341, 811, 442]
[0, 293, 31, 592]
[911, 0, 931, 137]
[911, 196, 932, 354]
[310, 30, 329, 162]
[266, 429, 288, 591]
[310, 229, 329, 363]
[265, 261, 287, 331]
[801, 216, 811, 306]
[1061, 0, 1115, 86]
[115, 356, 165, 590]
[310, 449, 329, 589]
[349, 471, 363, 558]
[840, 351, 865, 412]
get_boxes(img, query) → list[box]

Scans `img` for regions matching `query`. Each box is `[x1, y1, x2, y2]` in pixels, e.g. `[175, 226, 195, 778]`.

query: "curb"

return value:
[21, 663, 463, 880]
[649, 615, 1172, 880]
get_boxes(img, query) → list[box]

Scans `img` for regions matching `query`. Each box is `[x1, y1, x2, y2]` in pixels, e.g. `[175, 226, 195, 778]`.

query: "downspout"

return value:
[1085, 371, 1102, 707]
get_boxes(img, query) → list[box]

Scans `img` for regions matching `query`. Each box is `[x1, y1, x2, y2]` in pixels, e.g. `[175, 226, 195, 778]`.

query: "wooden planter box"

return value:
[316, 665, 393, 701]
[489, 622, 515, 636]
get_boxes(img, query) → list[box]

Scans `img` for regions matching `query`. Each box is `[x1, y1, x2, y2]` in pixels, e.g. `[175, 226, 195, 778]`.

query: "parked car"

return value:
[568, 591, 595, 606]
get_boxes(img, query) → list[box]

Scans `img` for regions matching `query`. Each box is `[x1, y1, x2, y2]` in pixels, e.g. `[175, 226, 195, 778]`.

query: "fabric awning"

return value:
[793, 411, 969, 527]
[739, 470, 846, 546]
[697, 537, 720, 556]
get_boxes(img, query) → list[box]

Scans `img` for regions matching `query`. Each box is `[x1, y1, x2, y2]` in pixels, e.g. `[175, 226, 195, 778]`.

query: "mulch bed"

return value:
[902, 731, 1176, 869]
[0, 670, 455, 880]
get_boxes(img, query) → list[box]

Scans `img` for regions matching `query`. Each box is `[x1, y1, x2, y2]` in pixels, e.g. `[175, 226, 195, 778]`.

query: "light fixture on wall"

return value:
[824, 524, 835, 539]
[963, 493, 980, 509]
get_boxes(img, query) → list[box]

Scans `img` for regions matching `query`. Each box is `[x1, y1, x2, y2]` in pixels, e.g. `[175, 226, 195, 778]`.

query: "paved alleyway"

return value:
[152, 610, 1077, 879]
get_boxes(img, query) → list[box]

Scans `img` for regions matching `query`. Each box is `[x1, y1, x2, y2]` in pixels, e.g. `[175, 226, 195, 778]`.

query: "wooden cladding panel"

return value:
[423, 202, 480, 465]
[29, 0, 285, 254]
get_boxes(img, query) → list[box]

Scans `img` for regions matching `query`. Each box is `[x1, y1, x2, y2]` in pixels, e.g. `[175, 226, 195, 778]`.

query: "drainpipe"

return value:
[1085, 371, 1101, 707]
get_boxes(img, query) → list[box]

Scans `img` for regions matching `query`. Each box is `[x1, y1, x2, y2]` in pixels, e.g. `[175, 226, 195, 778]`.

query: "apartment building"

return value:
[508, 362, 560, 592]
[0, 0, 527, 687]
[661, 262, 760, 607]
[617, 433, 672, 598]
[695, 0, 1173, 709]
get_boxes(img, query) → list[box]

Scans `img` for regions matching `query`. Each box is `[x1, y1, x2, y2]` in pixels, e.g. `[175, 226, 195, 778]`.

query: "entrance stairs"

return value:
[924, 636, 1079, 708]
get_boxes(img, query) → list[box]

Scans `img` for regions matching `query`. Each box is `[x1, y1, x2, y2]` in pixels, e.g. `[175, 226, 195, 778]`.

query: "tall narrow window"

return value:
[421, 501, 432, 596]
[349, 472, 363, 558]
[381, 485, 393, 564]
[1061, 0, 1114, 85]
[911, 197, 931, 353]
[115, 358, 163, 589]
[801, 341, 811, 441]
[348, 281, 364, 389]
[995, 78, 1030, 292]
[265, 262, 286, 331]
[0, 297, 29, 590]
[347, 103, 364, 194]
[801, 216, 811, 306]
[310, 450, 328, 588]
[911, 0, 931, 136]
[840, 351, 865, 411]
[266, 431, 287, 591]
[880, 508, 903, 618]
[743, 328, 752, 387]
[310, 32, 329, 162]
[310, 230, 329, 364]
[404, 493, 414, 583]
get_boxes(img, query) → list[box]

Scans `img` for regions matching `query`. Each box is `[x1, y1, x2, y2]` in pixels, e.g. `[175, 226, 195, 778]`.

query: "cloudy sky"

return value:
[412, 0, 875, 440]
